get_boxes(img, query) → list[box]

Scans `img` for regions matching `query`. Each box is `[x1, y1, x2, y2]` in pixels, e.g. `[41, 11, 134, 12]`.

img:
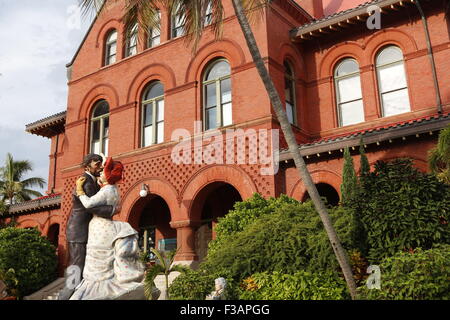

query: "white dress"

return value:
[70, 184, 145, 300]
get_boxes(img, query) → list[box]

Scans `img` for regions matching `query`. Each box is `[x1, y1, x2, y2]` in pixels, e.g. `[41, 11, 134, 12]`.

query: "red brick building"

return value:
[3, 0, 450, 271]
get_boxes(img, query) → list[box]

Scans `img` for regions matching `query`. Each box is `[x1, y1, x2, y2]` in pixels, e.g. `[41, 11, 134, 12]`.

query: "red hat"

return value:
[103, 157, 124, 185]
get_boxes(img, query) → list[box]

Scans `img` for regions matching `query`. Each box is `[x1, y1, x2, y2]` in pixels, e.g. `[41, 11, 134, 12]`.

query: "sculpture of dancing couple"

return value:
[58, 154, 145, 300]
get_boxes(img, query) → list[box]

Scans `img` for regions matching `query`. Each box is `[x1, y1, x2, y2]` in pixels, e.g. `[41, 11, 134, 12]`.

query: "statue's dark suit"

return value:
[59, 172, 113, 300]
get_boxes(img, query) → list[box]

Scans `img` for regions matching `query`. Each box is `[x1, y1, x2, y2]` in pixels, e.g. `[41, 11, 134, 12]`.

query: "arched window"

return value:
[171, 4, 185, 38]
[147, 10, 161, 48]
[203, 59, 232, 130]
[125, 23, 138, 57]
[204, 1, 213, 26]
[284, 61, 296, 125]
[104, 30, 117, 66]
[90, 100, 110, 156]
[142, 82, 164, 147]
[334, 58, 365, 127]
[376, 45, 410, 117]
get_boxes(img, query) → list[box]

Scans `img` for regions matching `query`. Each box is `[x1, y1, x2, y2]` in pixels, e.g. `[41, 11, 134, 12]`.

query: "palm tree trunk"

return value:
[231, 0, 358, 299]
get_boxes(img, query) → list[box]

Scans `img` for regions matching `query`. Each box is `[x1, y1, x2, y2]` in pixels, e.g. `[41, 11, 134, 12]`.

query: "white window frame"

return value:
[334, 58, 365, 127]
[171, 5, 185, 38]
[142, 82, 165, 147]
[284, 61, 297, 126]
[90, 101, 110, 156]
[104, 30, 117, 66]
[148, 10, 161, 48]
[376, 46, 411, 117]
[203, 59, 232, 131]
[125, 23, 138, 57]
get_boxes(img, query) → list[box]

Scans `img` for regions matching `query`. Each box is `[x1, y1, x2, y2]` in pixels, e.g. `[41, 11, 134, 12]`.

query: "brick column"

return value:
[170, 220, 201, 262]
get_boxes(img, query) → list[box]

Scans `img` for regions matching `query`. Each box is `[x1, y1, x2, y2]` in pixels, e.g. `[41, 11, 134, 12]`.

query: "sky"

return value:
[0, 0, 93, 196]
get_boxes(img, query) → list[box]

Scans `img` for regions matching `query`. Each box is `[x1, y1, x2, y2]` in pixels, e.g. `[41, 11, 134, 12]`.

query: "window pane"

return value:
[206, 83, 217, 108]
[222, 102, 232, 126]
[93, 101, 109, 118]
[92, 120, 100, 140]
[340, 100, 365, 126]
[145, 82, 164, 100]
[157, 122, 164, 144]
[206, 60, 231, 81]
[103, 138, 109, 156]
[336, 59, 359, 77]
[92, 141, 101, 155]
[157, 99, 164, 122]
[382, 89, 411, 117]
[221, 78, 231, 103]
[144, 125, 153, 147]
[286, 102, 294, 124]
[285, 79, 294, 103]
[377, 46, 403, 66]
[106, 30, 117, 43]
[206, 107, 217, 130]
[378, 63, 407, 93]
[144, 104, 153, 127]
[337, 75, 362, 103]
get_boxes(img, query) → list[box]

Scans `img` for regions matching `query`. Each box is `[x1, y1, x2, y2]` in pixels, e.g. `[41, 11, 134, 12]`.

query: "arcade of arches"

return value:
[127, 181, 243, 264]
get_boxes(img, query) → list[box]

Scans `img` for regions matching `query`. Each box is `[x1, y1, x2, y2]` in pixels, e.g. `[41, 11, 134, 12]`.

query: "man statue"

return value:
[58, 154, 116, 300]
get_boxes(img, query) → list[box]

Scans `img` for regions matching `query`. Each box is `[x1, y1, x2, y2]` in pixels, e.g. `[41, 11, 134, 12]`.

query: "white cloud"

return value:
[0, 0, 93, 195]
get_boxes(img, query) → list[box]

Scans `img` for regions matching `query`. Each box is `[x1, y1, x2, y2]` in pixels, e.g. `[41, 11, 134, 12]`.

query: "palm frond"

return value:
[20, 177, 46, 189]
[143, 263, 165, 299]
[240, 0, 269, 26]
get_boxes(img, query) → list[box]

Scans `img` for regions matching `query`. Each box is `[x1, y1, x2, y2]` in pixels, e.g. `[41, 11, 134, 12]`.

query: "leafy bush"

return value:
[239, 271, 348, 300]
[169, 268, 238, 300]
[202, 198, 357, 285]
[0, 227, 57, 298]
[208, 193, 299, 256]
[358, 244, 450, 300]
[355, 159, 450, 263]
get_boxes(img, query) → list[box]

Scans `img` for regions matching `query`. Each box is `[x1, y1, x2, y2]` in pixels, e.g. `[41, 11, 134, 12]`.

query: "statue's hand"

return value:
[76, 177, 87, 196]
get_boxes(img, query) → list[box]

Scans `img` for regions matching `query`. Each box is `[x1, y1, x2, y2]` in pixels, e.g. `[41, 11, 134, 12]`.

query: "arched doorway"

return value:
[302, 183, 340, 207]
[47, 224, 60, 249]
[131, 195, 176, 257]
[192, 182, 242, 262]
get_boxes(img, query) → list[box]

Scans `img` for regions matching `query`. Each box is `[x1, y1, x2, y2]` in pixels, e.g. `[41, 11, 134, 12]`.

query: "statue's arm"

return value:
[85, 205, 114, 219]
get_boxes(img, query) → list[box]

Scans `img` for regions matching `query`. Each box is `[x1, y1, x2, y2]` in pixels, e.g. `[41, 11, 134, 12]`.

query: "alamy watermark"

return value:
[171, 122, 279, 176]
[367, 5, 382, 30]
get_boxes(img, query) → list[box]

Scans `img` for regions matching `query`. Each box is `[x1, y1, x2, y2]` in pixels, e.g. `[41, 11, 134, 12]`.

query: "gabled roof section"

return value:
[290, 0, 416, 41]
[26, 111, 66, 138]
[6, 194, 62, 216]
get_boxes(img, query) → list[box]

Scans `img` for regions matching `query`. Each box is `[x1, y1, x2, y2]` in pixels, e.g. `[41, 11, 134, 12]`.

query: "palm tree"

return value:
[429, 125, 450, 184]
[80, 0, 358, 299]
[143, 248, 189, 300]
[0, 153, 45, 206]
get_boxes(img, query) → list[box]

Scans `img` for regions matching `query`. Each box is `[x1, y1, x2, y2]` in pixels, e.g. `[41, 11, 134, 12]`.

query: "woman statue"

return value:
[70, 157, 145, 300]
[205, 277, 227, 300]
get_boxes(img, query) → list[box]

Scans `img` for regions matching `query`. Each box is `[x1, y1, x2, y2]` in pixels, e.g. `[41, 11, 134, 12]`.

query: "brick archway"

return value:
[290, 169, 342, 202]
[180, 165, 257, 222]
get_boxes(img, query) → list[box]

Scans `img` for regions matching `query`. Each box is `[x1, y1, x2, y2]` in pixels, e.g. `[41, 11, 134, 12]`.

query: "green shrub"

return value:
[355, 159, 450, 263]
[202, 199, 356, 283]
[358, 244, 450, 300]
[239, 271, 348, 300]
[169, 268, 239, 300]
[0, 227, 57, 298]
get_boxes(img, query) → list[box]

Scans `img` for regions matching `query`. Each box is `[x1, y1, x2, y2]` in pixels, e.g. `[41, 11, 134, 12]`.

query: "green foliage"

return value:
[341, 147, 358, 206]
[239, 271, 348, 300]
[359, 139, 370, 177]
[0, 227, 57, 298]
[207, 193, 299, 256]
[0, 200, 7, 216]
[0, 153, 45, 205]
[169, 268, 238, 300]
[143, 248, 189, 300]
[356, 159, 450, 263]
[428, 125, 450, 184]
[202, 199, 356, 285]
[358, 245, 450, 300]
